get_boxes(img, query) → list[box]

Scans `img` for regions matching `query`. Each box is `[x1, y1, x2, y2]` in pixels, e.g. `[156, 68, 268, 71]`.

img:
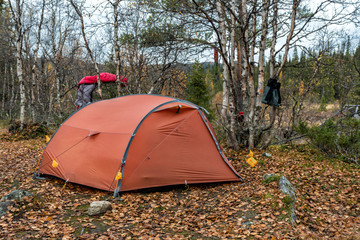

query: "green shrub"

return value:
[6, 121, 50, 140]
[295, 118, 360, 164]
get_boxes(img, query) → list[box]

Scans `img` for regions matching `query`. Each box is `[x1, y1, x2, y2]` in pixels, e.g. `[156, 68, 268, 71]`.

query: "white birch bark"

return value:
[2, 63, 6, 115]
[31, 0, 45, 122]
[9, 65, 15, 119]
[269, 0, 278, 78]
[276, 0, 299, 77]
[241, 0, 257, 149]
[262, 0, 300, 147]
[110, 0, 122, 96]
[216, 1, 229, 119]
[228, 0, 239, 150]
[256, 0, 269, 108]
[10, 0, 26, 128]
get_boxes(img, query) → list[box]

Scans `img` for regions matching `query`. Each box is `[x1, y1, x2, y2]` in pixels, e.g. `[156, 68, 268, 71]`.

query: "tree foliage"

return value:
[296, 117, 360, 165]
[186, 61, 213, 119]
[0, 0, 359, 148]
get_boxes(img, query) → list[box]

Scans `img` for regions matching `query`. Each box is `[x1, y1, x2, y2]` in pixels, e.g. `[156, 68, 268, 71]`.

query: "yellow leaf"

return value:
[46, 135, 50, 143]
[248, 150, 254, 157]
[52, 159, 58, 168]
[115, 170, 122, 181]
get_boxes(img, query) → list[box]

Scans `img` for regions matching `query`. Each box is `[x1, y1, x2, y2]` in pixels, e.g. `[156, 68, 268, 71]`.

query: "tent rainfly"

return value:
[35, 95, 242, 196]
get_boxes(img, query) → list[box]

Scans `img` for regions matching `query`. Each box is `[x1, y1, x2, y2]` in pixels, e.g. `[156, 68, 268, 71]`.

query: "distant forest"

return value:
[0, 0, 359, 149]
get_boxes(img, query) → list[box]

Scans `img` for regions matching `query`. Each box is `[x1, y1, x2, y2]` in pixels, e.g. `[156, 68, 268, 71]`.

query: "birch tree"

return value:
[29, 0, 44, 122]
[70, 0, 102, 98]
[109, 0, 123, 96]
[187, 0, 333, 149]
[8, 0, 26, 128]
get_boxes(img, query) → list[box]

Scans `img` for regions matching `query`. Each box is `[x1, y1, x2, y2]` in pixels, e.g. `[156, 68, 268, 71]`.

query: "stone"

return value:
[262, 153, 272, 157]
[1, 189, 32, 202]
[279, 176, 296, 201]
[87, 201, 112, 216]
[0, 201, 14, 217]
[279, 176, 297, 223]
[289, 203, 297, 223]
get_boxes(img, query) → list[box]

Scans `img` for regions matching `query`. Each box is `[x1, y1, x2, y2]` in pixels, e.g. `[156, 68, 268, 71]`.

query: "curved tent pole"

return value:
[172, 99, 241, 179]
[196, 108, 243, 180]
[113, 100, 179, 197]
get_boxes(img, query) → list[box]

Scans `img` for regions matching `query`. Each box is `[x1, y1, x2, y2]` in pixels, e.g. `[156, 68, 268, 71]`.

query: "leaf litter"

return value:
[0, 139, 359, 239]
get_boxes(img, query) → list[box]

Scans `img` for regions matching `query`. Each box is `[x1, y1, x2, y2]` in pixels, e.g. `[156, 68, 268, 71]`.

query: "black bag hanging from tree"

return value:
[261, 77, 281, 107]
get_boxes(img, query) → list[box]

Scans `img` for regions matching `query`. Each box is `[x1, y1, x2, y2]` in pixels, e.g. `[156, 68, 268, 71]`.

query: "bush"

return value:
[295, 118, 360, 164]
[6, 121, 50, 140]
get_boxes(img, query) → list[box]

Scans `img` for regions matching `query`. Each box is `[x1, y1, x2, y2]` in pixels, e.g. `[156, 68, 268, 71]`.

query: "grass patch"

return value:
[153, 205, 166, 213]
[263, 174, 281, 184]
[264, 193, 275, 199]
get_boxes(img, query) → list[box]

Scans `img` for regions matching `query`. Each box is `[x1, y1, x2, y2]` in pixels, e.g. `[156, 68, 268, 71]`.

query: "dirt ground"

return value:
[0, 136, 359, 239]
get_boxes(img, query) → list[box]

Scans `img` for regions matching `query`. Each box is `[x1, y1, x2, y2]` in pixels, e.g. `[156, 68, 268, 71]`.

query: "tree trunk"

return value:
[262, 0, 299, 148]
[216, 1, 229, 119]
[255, 0, 269, 109]
[112, 0, 122, 96]
[276, 0, 299, 77]
[9, 65, 15, 119]
[228, 0, 240, 150]
[245, 1, 257, 150]
[30, 0, 45, 123]
[251, 0, 270, 146]
[217, 1, 239, 149]
[2, 63, 7, 116]
[269, 0, 278, 78]
[70, 0, 102, 98]
[55, 67, 61, 112]
[10, 0, 26, 128]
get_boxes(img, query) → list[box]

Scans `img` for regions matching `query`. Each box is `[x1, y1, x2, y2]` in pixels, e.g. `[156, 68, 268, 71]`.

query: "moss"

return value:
[264, 193, 274, 199]
[76, 203, 90, 211]
[263, 174, 281, 184]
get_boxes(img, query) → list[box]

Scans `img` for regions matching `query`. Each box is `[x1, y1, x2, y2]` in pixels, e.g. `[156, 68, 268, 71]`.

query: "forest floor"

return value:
[0, 135, 359, 239]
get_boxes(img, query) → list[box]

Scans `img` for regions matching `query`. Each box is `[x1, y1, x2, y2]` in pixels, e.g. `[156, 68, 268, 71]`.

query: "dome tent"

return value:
[35, 95, 241, 196]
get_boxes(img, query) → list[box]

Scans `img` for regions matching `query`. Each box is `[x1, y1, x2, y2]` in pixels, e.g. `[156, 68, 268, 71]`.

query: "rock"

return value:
[279, 176, 297, 223]
[242, 221, 253, 226]
[87, 201, 112, 216]
[0, 201, 14, 217]
[262, 153, 272, 157]
[289, 203, 297, 223]
[1, 189, 32, 202]
[279, 176, 296, 201]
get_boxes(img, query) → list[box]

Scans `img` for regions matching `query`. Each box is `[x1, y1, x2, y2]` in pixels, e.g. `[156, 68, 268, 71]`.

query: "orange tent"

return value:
[35, 95, 241, 196]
